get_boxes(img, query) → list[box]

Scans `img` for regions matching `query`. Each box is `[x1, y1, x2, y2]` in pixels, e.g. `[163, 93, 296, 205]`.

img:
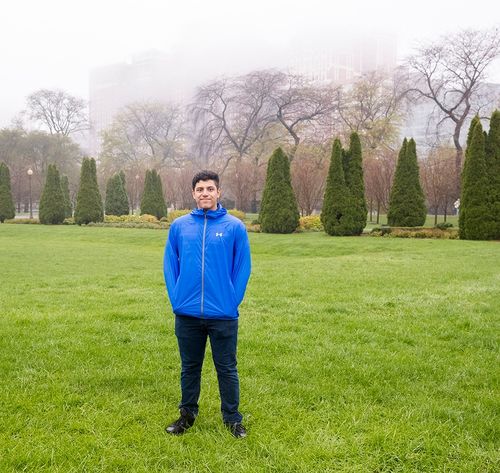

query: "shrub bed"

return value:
[5, 218, 40, 224]
[246, 224, 261, 233]
[299, 215, 323, 232]
[228, 209, 246, 222]
[87, 221, 168, 230]
[86, 214, 168, 229]
[104, 214, 158, 223]
[370, 226, 459, 239]
[166, 210, 190, 224]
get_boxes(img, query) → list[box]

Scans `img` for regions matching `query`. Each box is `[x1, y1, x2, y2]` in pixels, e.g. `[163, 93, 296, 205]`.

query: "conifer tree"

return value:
[387, 138, 426, 226]
[341, 148, 350, 183]
[259, 147, 299, 233]
[104, 175, 117, 215]
[39, 164, 65, 224]
[321, 139, 357, 235]
[486, 110, 500, 239]
[0, 162, 15, 222]
[154, 171, 167, 216]
[60, 175, 72, 218]
[460, 119, 493, 239]
[459, 116, 480, 237]
[140, 169, 167, 219]
[105, 173, 129, 216]
[140, 170, 152, 213]
[74, 158, 104, 225]
[345, 132, 367, 234]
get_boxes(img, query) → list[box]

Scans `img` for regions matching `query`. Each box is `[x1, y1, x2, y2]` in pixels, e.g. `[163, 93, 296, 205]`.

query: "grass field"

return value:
[0, 225, 498, 472]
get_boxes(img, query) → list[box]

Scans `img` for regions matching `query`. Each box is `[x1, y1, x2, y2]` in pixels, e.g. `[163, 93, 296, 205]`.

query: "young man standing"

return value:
[163, 170, 251, 438]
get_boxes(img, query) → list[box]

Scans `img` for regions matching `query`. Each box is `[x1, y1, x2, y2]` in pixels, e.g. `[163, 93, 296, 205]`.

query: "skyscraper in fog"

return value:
[89, 50, 190, 156]
[289, 32, 398, 84]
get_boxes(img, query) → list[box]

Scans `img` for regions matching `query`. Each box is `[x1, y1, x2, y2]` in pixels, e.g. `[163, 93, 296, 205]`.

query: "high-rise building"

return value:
[89, 50, 190, 156]
[289, 32, 398, 85]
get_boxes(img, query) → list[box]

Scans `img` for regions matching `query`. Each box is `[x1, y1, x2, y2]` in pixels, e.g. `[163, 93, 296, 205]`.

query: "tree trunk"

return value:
[288, 141, 299, 162]
[251, 194, 257, 213]
[251, 159, 259, 213]
[376, 200, 380, 224]
[453, 125, 463, 198]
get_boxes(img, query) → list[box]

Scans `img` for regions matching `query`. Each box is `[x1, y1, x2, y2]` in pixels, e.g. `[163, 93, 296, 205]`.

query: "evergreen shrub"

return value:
[105, 172, 129, 216]
[0, 162, 15, 222]
[321, 139, 357, 235]
[39, 164, 65, 224]
[459, 119, 493, 239]
[74, 158, 104, 225]
[387, 138, 426, 227]
[60, 175, 72, 218]
[259, 147, 299, 233]
[141, 170, 167, 219]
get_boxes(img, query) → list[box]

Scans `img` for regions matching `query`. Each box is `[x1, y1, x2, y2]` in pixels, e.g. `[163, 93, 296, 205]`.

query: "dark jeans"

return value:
[174, 315, 242, 423]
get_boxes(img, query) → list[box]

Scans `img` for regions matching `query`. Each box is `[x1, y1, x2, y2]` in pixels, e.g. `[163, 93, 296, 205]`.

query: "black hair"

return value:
[192, 170, 220, 190]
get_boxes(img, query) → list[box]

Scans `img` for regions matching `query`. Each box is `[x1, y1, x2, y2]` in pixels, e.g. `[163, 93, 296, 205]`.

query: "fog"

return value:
[1, 0, 499, 127]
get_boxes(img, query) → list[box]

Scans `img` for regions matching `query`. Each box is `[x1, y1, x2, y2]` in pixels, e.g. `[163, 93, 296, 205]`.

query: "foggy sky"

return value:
[1, 0, 499, 127]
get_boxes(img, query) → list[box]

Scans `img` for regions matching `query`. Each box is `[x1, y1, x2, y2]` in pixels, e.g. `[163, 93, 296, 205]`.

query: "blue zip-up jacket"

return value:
[163, 204, 251, 319]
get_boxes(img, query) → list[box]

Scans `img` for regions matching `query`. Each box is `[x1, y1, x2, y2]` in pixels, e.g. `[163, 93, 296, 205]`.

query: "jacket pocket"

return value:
[173, 273, 201, 314]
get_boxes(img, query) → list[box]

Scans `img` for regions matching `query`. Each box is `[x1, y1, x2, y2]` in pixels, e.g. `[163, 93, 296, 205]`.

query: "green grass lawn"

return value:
[0, 226, 498, 472]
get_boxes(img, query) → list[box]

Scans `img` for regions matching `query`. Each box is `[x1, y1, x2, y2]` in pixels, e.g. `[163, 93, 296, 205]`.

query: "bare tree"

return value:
[420, 147, 456, 224]
[163, 165, 196, 210]
[291, 145, 329, 215]
[406, 27, 500, 193]
[268, 71, 337, 160]
[336, 70, 408, 152]
[363, 149, 397, 223]
[224, 159, 261, 211]
[125, 102, 185, 167]
[26, 89, 88, 136]
[189, 71, 278, 173]
[100, 101, 185, 175]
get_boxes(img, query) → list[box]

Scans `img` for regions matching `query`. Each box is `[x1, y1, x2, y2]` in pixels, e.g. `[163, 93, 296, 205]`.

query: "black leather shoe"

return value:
[165, 408, 196, 435]
[225, 422, 247, 438]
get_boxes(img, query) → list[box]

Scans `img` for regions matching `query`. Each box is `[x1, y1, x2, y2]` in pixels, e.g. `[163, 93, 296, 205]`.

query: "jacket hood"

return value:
[191, 203, 227, 219]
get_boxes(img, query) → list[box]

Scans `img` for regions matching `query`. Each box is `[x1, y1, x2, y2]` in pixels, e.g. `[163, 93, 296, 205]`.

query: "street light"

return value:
[27, 168, 33, 219]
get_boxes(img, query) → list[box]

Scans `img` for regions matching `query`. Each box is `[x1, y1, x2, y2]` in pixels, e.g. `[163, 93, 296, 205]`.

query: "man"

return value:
[163, 170, 251, 438]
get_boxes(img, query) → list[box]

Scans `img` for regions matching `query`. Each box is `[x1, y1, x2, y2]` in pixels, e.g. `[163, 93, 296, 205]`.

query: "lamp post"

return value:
[27, 168, 33, 219]
[135, 174, 140, 214]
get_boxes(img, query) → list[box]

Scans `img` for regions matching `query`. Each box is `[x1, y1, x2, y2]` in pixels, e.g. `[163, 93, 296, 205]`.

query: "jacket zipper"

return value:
[200, 212, 208, 316]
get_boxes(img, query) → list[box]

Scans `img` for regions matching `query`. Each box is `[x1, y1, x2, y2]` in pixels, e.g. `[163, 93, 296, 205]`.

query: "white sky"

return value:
[1, 0, 499, 126]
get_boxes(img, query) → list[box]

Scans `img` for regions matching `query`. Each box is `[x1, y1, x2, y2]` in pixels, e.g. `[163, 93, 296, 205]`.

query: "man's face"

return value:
[192, 179, 221, 211]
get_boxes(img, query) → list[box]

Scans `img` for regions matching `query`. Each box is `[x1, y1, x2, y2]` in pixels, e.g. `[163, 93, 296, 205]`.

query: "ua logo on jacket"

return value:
[163, 204, 251, 319]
